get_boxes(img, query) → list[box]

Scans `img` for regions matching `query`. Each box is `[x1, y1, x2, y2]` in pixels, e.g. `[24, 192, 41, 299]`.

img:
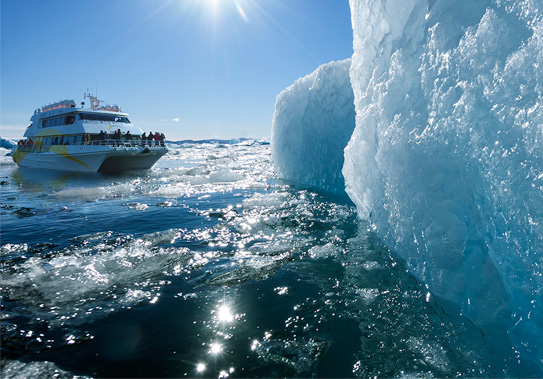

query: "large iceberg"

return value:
[272, 59, 355, 195]
[272, 0, 543, 368]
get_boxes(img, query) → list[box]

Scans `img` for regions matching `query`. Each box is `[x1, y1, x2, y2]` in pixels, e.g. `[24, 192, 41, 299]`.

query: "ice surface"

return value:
[271, 59, 355, 195]
[0, 136, 16, 149]
[1, 359, 88, 379]
[0, 231, 192, 326]
[344, 0, 543, 365]
[271, 0, 543, 367]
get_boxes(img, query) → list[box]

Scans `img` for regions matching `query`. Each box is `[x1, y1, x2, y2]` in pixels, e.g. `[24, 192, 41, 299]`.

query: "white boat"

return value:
[12, 93, 168, 173]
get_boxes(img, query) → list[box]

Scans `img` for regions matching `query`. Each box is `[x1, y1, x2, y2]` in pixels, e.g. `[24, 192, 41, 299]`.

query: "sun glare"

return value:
[200, 0, 249, 22]
[217, 305, 234, 323]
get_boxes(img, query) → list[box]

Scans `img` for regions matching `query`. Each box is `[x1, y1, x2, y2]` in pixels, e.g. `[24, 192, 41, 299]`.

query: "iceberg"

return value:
[272, 0, 543, 368]
[1, 136, 16, 150]
[272, 59, 355, 195]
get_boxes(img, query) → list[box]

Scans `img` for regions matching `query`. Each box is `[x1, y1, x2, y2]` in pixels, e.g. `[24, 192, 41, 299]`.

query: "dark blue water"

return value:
[0, 142, 537, 378]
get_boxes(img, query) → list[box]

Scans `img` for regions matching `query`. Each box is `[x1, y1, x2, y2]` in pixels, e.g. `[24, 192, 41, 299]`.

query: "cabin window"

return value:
[41, 113, 77, 128]
[79, 113, 130, 123]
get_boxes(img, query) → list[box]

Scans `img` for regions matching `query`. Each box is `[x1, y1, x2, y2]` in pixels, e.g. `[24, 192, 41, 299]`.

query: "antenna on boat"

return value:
[96, 71, 99, 103]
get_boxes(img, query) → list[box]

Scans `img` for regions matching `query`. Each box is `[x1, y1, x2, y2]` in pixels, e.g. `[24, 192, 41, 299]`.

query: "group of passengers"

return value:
[141, 132, 166, 147]
[17, 130, 167, 151]
[96, 129, 166, 147]
[18, 137, 63, 151]
[17, 139, 33, 146]
[17, 139, 34, 152]
[98, 129, 122, 141]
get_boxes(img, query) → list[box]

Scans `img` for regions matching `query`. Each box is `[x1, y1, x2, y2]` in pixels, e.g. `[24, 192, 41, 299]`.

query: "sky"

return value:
[1, 0, 353, 141]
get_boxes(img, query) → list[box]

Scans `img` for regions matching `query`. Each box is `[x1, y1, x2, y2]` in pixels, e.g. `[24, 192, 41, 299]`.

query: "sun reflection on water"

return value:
[217, 304, 234, 323]
[196, 362, 206, 373]
[209, 341, 223, 355]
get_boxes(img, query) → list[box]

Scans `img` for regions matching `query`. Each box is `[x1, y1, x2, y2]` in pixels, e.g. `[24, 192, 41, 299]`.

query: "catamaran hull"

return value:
[13, 145, 167, 173]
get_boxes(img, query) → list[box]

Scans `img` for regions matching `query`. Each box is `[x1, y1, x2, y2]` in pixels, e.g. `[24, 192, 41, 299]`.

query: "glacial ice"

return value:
[271, 0, 543, 367]
[272, 59, 355, 195]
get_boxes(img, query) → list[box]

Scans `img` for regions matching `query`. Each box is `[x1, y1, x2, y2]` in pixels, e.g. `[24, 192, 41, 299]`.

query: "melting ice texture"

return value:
[272, 59, 356, 196]
[272, 0, 543, 368]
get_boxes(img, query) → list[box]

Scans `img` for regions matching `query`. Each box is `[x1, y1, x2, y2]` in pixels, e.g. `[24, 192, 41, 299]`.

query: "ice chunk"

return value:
[0, 136, 16, 149]
[272, 59, 355, 195]
[1, 359, 86, 378]
[344, 0, 543, 366]
[271, 0, 543, 368]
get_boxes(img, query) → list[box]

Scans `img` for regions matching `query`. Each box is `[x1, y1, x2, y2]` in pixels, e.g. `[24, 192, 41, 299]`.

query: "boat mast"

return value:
[84, 91, 104, 110]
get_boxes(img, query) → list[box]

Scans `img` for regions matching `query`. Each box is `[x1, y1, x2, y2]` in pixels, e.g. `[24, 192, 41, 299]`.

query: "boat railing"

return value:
[16, 139, 167, 153]
[88, 139, 167, 148]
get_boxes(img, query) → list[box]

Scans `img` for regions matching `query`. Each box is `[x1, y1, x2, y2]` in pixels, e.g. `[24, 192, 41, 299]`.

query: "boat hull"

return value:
[12, 145, 167, 173]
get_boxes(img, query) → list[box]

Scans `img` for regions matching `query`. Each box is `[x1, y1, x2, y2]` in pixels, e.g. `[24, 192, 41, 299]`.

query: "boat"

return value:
[11, 93, 168, 173]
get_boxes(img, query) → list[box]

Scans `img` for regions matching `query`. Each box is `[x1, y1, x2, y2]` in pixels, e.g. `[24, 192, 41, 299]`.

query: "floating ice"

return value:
[0, 230, 192, 326]
[0, 359, 88, 379]
[0, 136, 16, 149]
[272, 0, 543, 367]
[271, 59, 355, 195]
[344, 0, 543, 365]
[208, 168, 246, 183]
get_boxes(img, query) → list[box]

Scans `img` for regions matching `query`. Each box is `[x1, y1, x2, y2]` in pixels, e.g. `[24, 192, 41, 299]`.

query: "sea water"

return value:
[0, 142, 538, 378]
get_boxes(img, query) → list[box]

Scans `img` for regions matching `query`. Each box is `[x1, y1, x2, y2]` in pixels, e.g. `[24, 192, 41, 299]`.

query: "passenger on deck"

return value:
[154, 132, 160, 146]
[25, 139, 34, 152]
[141, 132, 147, 146]
[160, 133, 166, 147]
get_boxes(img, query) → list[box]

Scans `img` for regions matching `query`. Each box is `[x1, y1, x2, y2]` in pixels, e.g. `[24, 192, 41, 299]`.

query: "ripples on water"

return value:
[0, 142, 533, 378]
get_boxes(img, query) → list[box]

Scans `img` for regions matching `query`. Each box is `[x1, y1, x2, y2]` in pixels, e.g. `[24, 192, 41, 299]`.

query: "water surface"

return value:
[0, 142, 534, 378]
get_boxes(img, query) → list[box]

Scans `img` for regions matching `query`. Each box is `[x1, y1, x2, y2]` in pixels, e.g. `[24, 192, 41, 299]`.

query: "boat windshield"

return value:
[79, 113, 130, 123]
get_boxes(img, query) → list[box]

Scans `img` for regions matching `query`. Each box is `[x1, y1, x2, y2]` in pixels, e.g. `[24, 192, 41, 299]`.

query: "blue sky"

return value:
[1, 0, 353, 140]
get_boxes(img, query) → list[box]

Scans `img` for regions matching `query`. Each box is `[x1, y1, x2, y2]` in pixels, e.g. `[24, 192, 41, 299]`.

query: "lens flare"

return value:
[233, 0, 249, 22]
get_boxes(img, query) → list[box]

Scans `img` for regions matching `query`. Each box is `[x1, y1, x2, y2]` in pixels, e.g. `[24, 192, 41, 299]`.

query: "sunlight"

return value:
[217, 304, 234, 323]
[196, 363, 206, 373]
[199, 0, 249, 22]
[204, 0, 221, 12]
[209, 342, 223, 355]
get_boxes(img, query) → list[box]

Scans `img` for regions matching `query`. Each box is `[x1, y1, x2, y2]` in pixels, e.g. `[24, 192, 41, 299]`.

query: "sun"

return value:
[200, 0, 229, 12]
[200, 0, 249, 22]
